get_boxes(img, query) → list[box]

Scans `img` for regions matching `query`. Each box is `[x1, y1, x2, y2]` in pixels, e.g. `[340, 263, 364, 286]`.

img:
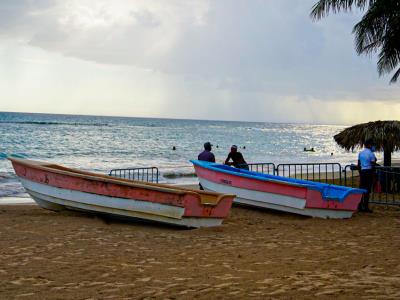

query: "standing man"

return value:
[198, 142, 215, 163]
[225, 145, 249, 170]
[197, 142, 215, 190]
[358, 139, 377, 212]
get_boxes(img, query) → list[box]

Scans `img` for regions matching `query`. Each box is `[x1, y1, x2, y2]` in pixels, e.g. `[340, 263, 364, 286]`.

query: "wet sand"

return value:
[0, 204, 400, 299]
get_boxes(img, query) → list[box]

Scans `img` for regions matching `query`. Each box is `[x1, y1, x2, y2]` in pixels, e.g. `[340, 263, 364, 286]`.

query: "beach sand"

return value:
[0, 204, 400, 299]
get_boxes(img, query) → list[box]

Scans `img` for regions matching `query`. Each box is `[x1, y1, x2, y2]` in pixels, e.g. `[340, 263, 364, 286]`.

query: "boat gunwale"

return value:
[9, 158, 234, 205]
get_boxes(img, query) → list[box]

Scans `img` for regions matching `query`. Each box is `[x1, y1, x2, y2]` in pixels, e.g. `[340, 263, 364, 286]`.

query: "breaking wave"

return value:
[0, 171, 25, 197]
[162, 172, 197, 179]
[0, 121, 110, 127]
[0, 153, 28, 160]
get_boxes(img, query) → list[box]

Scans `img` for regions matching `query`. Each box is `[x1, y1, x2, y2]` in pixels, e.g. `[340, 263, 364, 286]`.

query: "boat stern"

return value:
[182, 192, 234, 219]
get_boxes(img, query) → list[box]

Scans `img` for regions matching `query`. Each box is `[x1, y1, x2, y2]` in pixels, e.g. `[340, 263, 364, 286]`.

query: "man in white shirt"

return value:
[357, 139, 377, 212]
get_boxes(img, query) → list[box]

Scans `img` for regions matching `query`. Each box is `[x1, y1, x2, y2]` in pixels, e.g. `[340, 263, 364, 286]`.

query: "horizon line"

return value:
[0, 109, 350, 127]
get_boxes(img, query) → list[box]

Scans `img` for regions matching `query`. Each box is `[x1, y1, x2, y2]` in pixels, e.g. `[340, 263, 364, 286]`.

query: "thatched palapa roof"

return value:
[334, 121, 400, 152]
[334, 120, 400, 166]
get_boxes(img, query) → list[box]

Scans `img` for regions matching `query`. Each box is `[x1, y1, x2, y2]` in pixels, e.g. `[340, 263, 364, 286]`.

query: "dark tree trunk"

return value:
[383, 148, 392, 166]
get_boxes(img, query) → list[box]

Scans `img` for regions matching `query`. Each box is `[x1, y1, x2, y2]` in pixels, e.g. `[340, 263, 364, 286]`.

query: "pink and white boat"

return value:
[9, 158, 234, 228]
[192, 160, 365, 219]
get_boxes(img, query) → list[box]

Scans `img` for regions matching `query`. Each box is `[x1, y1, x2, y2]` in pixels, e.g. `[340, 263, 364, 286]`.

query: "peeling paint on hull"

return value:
[9, 158, 235, 228]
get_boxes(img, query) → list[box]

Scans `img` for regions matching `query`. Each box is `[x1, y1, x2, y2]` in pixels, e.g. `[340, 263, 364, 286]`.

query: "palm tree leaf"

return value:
[310, 0, 373, 20]
[311, 0, 400, 82]
[390, 67, 400, 83]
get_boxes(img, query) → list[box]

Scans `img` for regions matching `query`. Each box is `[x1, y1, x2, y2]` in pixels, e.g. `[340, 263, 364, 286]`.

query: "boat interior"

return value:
[9, 158, 234, 206]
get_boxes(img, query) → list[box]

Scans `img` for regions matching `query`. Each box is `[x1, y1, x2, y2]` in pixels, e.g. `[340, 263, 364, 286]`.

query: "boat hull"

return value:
[199, 177, 353, 219]
[10, 158, 234, 228]
[24, 179, 223, 227]
[192, 161, 363, 219]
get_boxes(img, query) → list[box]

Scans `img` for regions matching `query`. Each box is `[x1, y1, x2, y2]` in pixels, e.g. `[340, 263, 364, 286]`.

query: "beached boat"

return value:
[9, 158, 234, 228]
[191, 160, 365, 219]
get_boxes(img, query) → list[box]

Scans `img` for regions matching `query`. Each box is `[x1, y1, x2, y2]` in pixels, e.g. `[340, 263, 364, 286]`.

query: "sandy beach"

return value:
[3, 0, 400, 298]
[1, 203, 399, 299]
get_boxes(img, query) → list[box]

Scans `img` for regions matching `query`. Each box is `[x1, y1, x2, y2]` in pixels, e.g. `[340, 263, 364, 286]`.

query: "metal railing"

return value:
[107, 162, 400, 206]
[372, 167, 400, 205]
[238, 163, 276, 175]
[108, 167, 159, 183]
[248, 162, 400, 206]
[276, 163, 342, 183]
[343, 164, 359, 188]
[371, 167, 400, 205]
[343, 165, 400, 206]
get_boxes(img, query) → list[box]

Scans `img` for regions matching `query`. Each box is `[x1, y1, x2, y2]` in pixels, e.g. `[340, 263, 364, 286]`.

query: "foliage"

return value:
[311, 0, 400, 83]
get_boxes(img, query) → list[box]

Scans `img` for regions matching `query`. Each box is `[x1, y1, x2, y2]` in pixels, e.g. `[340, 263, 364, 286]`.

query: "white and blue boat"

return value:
[192, 160, 365, 219]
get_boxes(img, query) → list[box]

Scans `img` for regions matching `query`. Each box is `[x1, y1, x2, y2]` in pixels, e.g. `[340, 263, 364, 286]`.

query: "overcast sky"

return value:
[0, 0, 399, 124]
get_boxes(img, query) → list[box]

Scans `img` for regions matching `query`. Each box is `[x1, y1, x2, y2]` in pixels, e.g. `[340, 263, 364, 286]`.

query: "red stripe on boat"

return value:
[195, 165, 307, 199]
[195, 165, 360, 212]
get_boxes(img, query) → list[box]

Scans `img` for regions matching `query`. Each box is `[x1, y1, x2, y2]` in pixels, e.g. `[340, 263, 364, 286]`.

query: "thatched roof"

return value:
[334, 120, 400, 152]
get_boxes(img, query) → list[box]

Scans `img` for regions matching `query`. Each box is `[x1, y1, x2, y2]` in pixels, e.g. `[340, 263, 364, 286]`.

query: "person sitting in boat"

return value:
[224, 145, 249, 170]
[198, 142, 216, 163]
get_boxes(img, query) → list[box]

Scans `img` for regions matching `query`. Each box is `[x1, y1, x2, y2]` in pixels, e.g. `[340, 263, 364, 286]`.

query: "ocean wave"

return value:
[0, 153, 28, 160]
[0, 185, 26, 197]
[0, 176, 25, 197]
[250, 127, 289, 133]
[162, 172, 197, 179]
[0, 121, 110, 127]
[0, 171, 17, 180]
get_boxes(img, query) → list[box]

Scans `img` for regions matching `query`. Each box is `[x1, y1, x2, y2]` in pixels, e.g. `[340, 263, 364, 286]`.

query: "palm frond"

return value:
[310, 0, 372, 20]
[390, 67, 400, 83]
[311, 0, 400, 83]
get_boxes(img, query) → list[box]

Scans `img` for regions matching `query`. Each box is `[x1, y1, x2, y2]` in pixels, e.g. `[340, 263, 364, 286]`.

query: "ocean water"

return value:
[0, 112, 387, 198]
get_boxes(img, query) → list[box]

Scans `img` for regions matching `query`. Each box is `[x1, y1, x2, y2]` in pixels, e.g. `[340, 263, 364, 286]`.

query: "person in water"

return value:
[198, 142, 215, 162]
[224, 145, 248, 170]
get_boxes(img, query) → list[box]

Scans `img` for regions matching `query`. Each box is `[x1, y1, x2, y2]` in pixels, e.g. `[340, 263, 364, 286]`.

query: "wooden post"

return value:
[383, 148, 392, 167]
